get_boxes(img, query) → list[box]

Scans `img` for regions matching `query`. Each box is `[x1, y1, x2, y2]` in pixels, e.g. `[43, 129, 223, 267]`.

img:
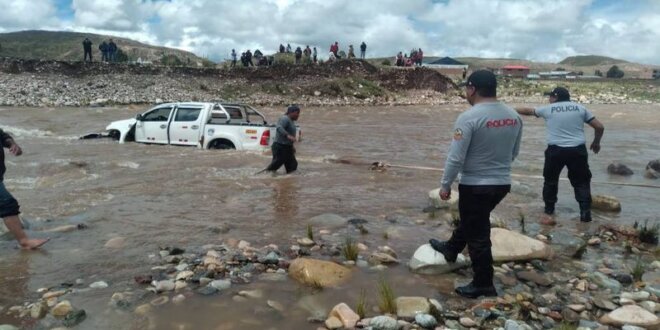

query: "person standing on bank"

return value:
[82, 38, 93, 62]
[1, 129, 49, 249]
[429, 70, 522, 299]
[264, 105, 300, 174]
[515, 87, 604, 222]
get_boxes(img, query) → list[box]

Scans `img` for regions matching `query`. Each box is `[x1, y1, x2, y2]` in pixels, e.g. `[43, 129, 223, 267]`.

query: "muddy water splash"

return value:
[0, 104, 659, 328]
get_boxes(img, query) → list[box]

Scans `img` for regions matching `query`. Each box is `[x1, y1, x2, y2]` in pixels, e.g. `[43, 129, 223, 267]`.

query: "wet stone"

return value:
[415, 313, 438, 329]
[369, 315, 398, 330]
[196, 286, 218, 295]
[63, 309, 87, 327]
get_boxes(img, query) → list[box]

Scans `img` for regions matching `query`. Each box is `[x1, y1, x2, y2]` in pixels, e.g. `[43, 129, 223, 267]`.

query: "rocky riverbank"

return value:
[1, 57, 658, 107]
[2, 207, 658, 329]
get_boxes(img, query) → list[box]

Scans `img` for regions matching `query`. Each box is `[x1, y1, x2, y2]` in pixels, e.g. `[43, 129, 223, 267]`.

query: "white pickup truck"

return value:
[105, 102, 300, 150]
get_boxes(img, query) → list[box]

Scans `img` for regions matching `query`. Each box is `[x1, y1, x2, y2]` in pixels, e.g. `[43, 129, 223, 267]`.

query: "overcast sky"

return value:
[0, 0, 659, 64]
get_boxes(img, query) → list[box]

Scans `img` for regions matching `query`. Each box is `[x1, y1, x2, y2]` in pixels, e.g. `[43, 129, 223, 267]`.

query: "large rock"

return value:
[51, 300, 73, 317]
[599, 305, 660, 328]
[592, 195, 622, 212]
[307, 213, 347, 229]
[491, 228, 553, 262]
[408, 244, 470, 274]
[646, 159, 660, 179]
[607, 163, 634, 176]
[288, 258, 351, 287]
[369, 315, 398, 330]
[428, 188, 458, 210]
[395, 296, 430, 320]
[328, 303, 360, 328]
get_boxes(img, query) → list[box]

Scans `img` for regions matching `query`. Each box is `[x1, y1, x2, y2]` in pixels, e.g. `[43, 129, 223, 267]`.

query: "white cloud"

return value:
[0, 0, 59, 31]
[1, 0, 659, 64]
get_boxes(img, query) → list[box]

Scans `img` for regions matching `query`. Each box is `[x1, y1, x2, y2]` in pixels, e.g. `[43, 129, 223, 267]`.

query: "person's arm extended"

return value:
[276, 117, 295, 141]
[515, 107, 536, 116]
[512, 119, 523, 161]
[440, 119, 472, 193]
[588, 118, 604, 154]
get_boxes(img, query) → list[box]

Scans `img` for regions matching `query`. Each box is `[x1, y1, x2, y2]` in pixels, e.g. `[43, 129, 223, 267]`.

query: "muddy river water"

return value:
[0, 103, 659, 329]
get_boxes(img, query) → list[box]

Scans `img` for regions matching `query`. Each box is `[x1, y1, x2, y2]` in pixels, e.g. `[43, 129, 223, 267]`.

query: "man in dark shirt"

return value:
[108, 39, 118, 62]
[0, 129, 49, 249]
[264, 105, 300, 174]
[82, 38, 93, 62]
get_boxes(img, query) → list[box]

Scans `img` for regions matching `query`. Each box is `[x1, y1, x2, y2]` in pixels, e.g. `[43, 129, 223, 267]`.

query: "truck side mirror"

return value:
[136, 114, 143, 121]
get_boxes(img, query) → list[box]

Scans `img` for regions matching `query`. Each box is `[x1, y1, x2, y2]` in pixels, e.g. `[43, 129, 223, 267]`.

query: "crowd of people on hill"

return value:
[395, 48, 424, 67]
[82, 35, 428, 69]
[82, 38, 119, 62]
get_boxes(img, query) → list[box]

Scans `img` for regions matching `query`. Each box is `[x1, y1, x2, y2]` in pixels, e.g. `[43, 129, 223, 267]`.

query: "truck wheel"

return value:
[209, 139, 235, 150]
[108, 130, 120, 141]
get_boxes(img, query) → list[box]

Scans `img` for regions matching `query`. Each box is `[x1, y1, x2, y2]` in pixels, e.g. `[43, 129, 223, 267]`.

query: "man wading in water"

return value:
[429, 70, 522, 299]
[515, 87, 604, 223]
[1, 129, 49, 249]
[263, 105, 300, 174]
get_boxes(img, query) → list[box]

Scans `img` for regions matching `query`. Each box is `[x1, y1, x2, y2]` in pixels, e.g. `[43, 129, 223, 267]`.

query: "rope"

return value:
[353, 160, 660, 189]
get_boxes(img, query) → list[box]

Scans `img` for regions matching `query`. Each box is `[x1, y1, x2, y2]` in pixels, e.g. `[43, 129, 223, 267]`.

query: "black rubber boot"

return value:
[429, 239, 458, 263]
[579, 202, 592, 222]
[544, 203, 555, 215]
[455, 282, 498, 299]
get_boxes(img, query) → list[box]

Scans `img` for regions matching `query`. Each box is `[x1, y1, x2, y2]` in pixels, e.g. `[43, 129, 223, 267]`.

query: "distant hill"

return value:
[559, 55, 628, 67]
[0, 30, 214, 66]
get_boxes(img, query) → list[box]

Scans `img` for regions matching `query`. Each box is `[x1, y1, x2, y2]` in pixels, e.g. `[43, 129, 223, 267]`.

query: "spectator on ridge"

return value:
[294, 47, 303, 64]
[99, 40, 108, 62]
[108, 39, 117, 62]
[82, 38, 93, 62]
[360, 42, 367, 59]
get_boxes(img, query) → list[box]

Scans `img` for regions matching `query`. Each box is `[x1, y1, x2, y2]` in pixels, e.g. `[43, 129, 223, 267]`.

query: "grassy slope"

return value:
[559, 55, 628, 66]
[0, 30, 213, 65]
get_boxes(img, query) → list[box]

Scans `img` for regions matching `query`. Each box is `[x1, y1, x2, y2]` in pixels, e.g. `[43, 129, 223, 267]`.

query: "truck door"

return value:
[135, 106, 173, 144]
[169, 106, 204, 146]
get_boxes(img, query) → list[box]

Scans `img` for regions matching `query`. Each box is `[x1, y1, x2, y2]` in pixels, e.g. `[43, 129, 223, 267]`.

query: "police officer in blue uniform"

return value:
[516, 87, 605, 222]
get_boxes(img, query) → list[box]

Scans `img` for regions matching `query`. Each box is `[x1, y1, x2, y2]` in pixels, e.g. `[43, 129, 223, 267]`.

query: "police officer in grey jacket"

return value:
[264, 105, 300, 174]
[516, 87, 604, 222]
[430, 70, 523, 298]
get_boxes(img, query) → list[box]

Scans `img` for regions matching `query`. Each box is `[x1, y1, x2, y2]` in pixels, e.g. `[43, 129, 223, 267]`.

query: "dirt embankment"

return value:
[0, 57, 460, 107]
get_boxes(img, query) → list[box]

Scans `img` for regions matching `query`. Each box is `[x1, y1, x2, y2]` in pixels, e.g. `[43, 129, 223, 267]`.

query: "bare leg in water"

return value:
[3, 215, 49, 249]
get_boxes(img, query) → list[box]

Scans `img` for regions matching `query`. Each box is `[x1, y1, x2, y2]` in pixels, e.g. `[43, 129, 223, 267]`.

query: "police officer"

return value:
[429, 70, 523, 298]
[515, 87, 604, 222]
[263, 105, 300, 174]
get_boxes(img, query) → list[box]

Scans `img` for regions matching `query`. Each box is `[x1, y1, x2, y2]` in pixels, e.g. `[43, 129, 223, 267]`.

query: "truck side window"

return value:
[174, 108, 202, 122]
[142, 107, 172, 122]
[225, 107, 243, 120]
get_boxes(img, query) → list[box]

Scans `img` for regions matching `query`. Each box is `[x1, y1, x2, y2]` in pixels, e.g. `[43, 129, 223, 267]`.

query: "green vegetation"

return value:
[315, 78, 386, 99]
[341, 236, 359, 262]
[381, 59, 391, 66]
[377, 278, 397, 314]
[631, 258, 646, 281]
[635, 220, 659, 245]
[160, 54, 184, 66]
[606, 65, 625, 78]
[356, 289, 368, 319]
[306, 224, 314, 241]
[559, 55, 627, 66]
[556, 322, 578, 330]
